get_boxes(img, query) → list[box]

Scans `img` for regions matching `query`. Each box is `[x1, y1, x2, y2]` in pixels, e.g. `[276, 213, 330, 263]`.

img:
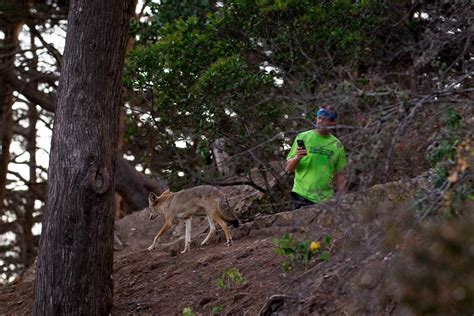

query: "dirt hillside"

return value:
[0, 175, 430, 315]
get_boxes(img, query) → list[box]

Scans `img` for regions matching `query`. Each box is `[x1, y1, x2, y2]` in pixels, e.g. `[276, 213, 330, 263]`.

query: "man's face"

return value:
[315, 116, 336, 134]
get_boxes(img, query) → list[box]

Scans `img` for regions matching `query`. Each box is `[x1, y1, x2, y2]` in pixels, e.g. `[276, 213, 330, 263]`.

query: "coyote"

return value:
[147, 185, 239, 253]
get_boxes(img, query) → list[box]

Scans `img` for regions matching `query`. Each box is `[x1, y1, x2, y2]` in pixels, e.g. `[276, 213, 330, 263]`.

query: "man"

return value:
[286, 106, 348, 209]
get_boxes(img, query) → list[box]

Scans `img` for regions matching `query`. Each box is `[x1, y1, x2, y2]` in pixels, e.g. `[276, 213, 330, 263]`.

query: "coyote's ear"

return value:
[149, 192, 159, 202]
[159, 189, 170, 197]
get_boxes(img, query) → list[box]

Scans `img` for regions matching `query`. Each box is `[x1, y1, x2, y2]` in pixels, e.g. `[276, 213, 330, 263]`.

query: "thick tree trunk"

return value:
[33, 0, 133, 314]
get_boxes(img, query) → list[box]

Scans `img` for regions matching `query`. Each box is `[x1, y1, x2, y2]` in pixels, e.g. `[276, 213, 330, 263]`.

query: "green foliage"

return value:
[273, 233, 332, 271]
[212, 305, 223, 314]
[427, 108, 463, 184]
[216, 267, 246, 289]
[131, 0, 214, 44]
[416, 107, 472, 217]
[222, 0, 383, 74]
[124, 6, 285, 185]
[182, 306, 195, 316]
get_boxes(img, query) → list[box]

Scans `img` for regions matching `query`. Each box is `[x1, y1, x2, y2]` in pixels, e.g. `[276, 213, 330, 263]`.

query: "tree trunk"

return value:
[115, 156, 168, 212]
[0, 76, 13, 217]
[22, 29, 39, 268]
[23, 105, 37, 265]
[33, 0, 133, 314]
[0, 0, 26, 216]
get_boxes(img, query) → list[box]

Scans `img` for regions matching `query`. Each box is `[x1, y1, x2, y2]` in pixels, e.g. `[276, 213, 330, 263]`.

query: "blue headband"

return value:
[316, 108, 337, 121]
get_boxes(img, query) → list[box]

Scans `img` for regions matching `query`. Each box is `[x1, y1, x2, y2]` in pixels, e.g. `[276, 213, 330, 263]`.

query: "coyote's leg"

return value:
[181, 218, 192, 253]
[201, 215, 216, 246]
[148, 221, 172, 251]
[211, 211, 232, 246]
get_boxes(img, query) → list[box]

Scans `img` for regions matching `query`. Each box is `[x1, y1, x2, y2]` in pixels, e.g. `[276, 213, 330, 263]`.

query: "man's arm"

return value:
[286, 157, 301, 173]
[286, 148, 307, 173]
[335, 171, 347, 193]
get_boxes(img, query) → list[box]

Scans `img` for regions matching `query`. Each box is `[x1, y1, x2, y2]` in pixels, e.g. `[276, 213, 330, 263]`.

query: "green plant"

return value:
[273, 233, 332, 271]
[182, 307, 194, 316]
[212, 305, 223, 314]
[216, 267, 246, 289]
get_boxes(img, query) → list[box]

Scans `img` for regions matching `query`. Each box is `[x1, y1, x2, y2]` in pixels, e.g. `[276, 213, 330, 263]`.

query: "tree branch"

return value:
[29, 25, 63, 68]
[6, 71, 56, 112]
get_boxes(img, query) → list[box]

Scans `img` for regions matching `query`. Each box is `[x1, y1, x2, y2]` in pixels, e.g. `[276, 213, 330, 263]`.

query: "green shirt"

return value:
[287, 130, 347, 203]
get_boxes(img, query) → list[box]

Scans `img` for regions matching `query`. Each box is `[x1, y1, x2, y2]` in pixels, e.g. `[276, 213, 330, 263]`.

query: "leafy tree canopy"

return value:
[124, 0, 395, 187]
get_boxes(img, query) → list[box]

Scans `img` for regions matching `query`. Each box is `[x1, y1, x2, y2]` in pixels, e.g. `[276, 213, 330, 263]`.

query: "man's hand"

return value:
[295, 147, 307, 159]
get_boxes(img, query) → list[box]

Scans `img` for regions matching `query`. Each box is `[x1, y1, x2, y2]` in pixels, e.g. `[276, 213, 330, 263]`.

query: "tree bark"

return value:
[33, 0, 133, 314]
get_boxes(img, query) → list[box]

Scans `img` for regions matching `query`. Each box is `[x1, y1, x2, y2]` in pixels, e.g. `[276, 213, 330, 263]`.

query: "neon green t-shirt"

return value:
[286, 130, 347, 203]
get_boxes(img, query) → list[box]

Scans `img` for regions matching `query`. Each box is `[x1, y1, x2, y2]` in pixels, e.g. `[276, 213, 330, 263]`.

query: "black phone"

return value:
[297, 139, 305, 149]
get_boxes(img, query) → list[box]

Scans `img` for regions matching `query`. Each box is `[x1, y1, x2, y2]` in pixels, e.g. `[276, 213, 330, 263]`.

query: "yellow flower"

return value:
[310, 241, 321, 252]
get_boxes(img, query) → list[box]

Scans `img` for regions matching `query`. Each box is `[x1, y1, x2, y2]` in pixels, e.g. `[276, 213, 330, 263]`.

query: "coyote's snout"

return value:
[147, 185, 239, 253]
[148, 211, 157, 221]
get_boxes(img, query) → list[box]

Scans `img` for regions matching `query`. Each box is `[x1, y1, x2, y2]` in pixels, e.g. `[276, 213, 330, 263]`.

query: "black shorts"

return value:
[290, 191, 314, 210]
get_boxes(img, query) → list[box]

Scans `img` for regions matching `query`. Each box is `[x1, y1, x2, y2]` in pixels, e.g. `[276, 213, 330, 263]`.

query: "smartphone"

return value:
[297, 139, 305, 149]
